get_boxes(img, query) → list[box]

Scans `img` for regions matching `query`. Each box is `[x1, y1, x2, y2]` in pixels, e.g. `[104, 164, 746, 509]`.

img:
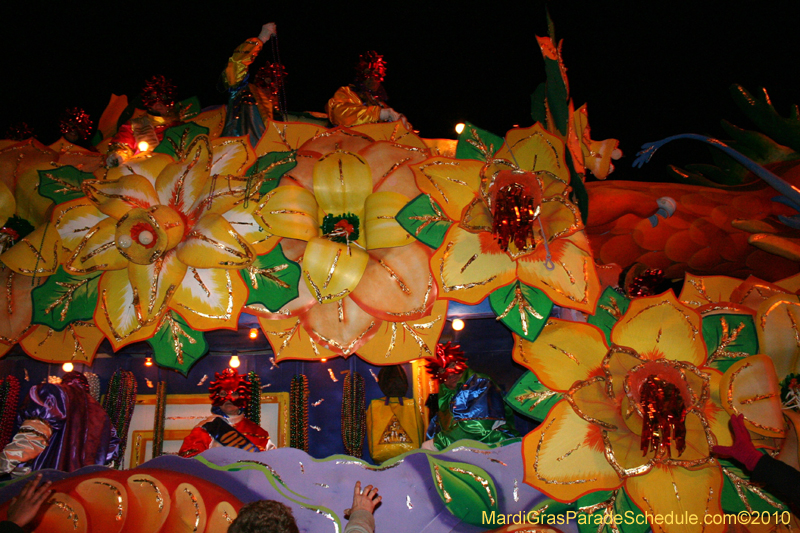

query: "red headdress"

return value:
[208, 368, 251, 409]
[141, 75, 177, 111]
[426, 342, 468, 383]
[59, 107, 93, 141]
[355, 51, 387, 82]
[254, 62, 287, 97]
[61, 371, 90, 393]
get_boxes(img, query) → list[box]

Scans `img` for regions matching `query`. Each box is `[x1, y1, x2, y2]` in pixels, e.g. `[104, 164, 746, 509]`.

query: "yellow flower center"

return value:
[115, 205, 185, 265]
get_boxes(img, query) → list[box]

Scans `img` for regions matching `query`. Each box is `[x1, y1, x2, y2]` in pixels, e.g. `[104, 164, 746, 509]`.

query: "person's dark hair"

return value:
[228, 500, 299, 533]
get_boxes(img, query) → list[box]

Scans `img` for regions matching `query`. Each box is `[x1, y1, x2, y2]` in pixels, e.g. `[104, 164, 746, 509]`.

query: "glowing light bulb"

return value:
[229, 355, 241, 368]
[320, 358, 327, 363]
[62, 362, 74, 372]
[452, 318, 465, 331]
[138, 141, 150, 152]
[138, 230, 154, 245]
[118, 234, 133, 249]
[249, 328, 259, 339]
[455, 123, 465, 135]
[144, 356, 153, 367]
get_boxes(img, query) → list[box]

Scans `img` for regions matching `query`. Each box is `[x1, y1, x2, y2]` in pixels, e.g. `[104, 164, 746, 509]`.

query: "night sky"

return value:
[2, 1, 798, 176]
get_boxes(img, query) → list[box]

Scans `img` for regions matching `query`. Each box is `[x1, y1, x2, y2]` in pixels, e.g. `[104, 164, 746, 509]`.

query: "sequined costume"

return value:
[221, 38, 278, 145]
[0, 375, 118, 476]
[427, 369, 518, 450]
[326, 86, 388, 127]
[177, 416, 273, 458]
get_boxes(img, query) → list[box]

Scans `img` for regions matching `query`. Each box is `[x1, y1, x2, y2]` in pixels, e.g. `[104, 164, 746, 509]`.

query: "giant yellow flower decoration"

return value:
[413, 123, 600, 315]
[37, 133, 265, 351]
[253, 127, 445, 363]
[517, 291, 786, 532]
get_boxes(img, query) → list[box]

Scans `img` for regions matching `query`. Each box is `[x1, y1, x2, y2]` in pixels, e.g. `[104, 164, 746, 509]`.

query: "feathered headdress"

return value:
[208, 368, 251, 409]
[141, 75, 177, 111]
[355, 51, 387, 82]
[426, 342, 468, 383]
[59, 107, 93, 141]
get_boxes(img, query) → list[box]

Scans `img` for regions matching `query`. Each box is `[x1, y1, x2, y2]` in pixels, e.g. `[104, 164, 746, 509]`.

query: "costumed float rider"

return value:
[713, 413, 800, 515]
[326, 51, 411, 129]
[220, 22, 286, 146]
[422, 343, 518, 450]
[178, 368, 275, 458]
[0, 372, 118, 476]
[106, 75, 182, 167]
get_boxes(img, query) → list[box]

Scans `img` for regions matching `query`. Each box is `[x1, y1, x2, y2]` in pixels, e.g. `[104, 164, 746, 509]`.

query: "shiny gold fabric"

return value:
[326, 86, 383, 127]
[0, 418, 52, 475]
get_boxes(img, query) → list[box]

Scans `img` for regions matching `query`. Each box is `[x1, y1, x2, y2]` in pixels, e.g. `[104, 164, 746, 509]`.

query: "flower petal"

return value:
[517, 236, 600, 313]
[177, 213, 255, 269]
[221, 199, 280, 255]
[540, 196, 582, 241]
[349, 122, 428, 149]
[254, 121, 328, 157]
[495, 124, 570, 184]
[83, 174, 159, 219]
[567, 377, 626, 432]
[128, 250, 187, 326]
[513, 319, 608, 391]
[624, 465, 725, 533]
[522, 400, 622, 502]
[611, 292, 705, 366]
[719, 354, 785, 438]
[254, 185, 320, 241]
[412, 158, 482, 221]
[350, 242, 436, 321]
[301, 296, 380, 356]
[312, 149, 373, 216]
[302, 238, 368, 305]
[103, 152, 172, 186]
[170, 268, 246, 331]
[185, 138, 258, 216]
[356, 300, 447, 365]
[19, 323, 104, 365]
[679, 274, 748, 309]
[0, 223, 62, 277]
[65, 218, 128, 274]
[0, 268, 41, 347]
[756, 293, 800, 379]
[52, 198, 106, 254]
[360, 140, 428, 199]
[210, 137, 256, 177]
[432, 225, 516, 304]
[96, 269, 159, 350]
[259, 315, 338, 362]
[363, 191, 414, 249]
[155, 135, 211, 213]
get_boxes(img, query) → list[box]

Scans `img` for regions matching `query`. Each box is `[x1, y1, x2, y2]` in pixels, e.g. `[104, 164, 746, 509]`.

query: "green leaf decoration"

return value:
[702, 314, 758, 373]
[30, 267, 101, 331]
[588, 287, 630, 343]
[396, 194, 452, 249]
[177, 96, 202, 120]
[426, 456, 498, 526]
[730, 84, 800, 153]
[540, 18, 569, 137]
[489, 281, 552, 341]
[530, 82, 547, 126]
[566, 153, 589, 224]
[719, 461, 789, 515]
[243, 244, 301, 312]
[455, 122, 504, 162]
[153, 122, 209, 159]
[575, 489, 649, 533]
[247, 150, 297, 196]
[37, 166, 92, 204]
[506, 371, 562, 421]
[148, 312, 209, 375]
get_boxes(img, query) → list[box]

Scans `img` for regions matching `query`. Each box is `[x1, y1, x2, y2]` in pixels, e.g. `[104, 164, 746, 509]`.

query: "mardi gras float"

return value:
[0, 17, 799, 533]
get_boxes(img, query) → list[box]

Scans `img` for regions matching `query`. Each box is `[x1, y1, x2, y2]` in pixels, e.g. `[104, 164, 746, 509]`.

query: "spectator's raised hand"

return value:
[6, 473, 53, 527]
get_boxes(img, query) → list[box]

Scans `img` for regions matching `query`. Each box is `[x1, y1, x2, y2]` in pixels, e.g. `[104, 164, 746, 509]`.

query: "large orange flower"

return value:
[413, 123, 600, 314]
[253, 126, 445, 363]
[517, 291, 785, 532]
[28, 133, 267, 351]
